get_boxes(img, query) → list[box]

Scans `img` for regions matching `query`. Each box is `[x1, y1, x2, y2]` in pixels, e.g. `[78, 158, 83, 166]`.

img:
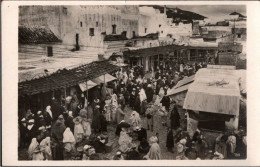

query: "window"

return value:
[63, 7, 67, 15]
[89, 28, 94, 36]
[96, 21, 99, 27]
[145, 28, 147, 33]
[80, 22, 82, 27]
[237, 34, 241, 38]
[161, 31, 163, 34]
[47, 46, 53, 57]
[132, 31, 136, 38]
[159, 24, 161, 27]
[112, 24, 116, 34]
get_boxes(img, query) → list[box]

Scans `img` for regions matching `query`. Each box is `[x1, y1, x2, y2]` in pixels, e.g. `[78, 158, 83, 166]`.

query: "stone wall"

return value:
[19, 5, 140, 48]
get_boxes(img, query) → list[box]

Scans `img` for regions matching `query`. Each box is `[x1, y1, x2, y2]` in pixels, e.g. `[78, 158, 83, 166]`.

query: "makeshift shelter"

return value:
[183, 67, 241, 140]
[91, 74, 117, 84]
[167, 75, 194, 106]
[79, 80, 97, 92]
[183, 68, 240, 116]
[183, 66, 242, 148]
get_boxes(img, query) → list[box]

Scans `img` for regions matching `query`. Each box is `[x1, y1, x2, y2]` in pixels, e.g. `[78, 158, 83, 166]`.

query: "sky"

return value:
[168, 5, 246, 21]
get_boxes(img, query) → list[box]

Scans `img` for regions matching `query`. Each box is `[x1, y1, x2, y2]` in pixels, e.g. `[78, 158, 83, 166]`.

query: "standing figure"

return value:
[116, 104, 125, 124]
[104, 96, 112, 123]
[73, 117, 84, 143]
[145, 104, 155, 131]
[143, 136, 161, 160]
[166, 128, 174, 153]
[63, 127, 76, 160]
[130, 111, 142, 130]
[92, 105, 101, 133]
[145, 84, 154, 103]
[170, 101, 180, 130]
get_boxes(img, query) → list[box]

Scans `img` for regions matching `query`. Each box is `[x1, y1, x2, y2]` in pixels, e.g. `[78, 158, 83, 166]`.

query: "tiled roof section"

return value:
[18, 61, 119, 96]
[19, 26, 62, 44]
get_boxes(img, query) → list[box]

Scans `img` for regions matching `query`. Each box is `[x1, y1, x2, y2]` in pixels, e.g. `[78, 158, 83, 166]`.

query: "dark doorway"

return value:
[76, 33, 80, 50]
[132, 31, 136, 38]
[112, 24, 117, 34]
[47, 46, 53, 57]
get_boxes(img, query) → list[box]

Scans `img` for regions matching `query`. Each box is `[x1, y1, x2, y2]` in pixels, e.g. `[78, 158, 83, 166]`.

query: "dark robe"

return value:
[100, 114, 107, 132]
[160, 96, 170, 111]
[126, 150, 141, 160]
[92, 108, 101, 132]
[134, 96, 141, 114]
[51, 100, 64, 121]
[92, 139, 106, 153]
[43, 112, 53, 127]
[155, 72, 160, 80]
[92, 88, 101, 103]
[134, 128, 147, 141]
[192, 131, 201, 142]
[115, 122, 124, 136]
[51, 120, 66, 160]
[65, 116, 75, 134]
[27, 125, 37, 143]
[145, 87, 154, 103]
[235, 135, 246, 159]
[19, 123, 29, 146]
[129, 93, 136, 108]
[123, 89, 130, 105]
[138, 139, 150, 154]
[166, 129, 174, 149]
[170, 106, 180, 129]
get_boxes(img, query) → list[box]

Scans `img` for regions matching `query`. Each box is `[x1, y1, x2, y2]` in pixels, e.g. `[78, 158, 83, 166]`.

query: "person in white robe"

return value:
[73, 117, 84, 143]
[130, 111, 142, 129]
[63, 127, 76, 159]
[28, 138, 44, 160]
[139, 88, 147, 103]
[144, 136, 161, 160]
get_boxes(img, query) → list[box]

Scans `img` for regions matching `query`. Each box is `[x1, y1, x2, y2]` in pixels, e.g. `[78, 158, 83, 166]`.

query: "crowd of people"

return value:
[18, 59, 246, 160]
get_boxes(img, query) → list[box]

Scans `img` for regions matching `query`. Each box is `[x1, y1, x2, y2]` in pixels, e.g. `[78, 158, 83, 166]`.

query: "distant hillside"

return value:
[140, 5, 206, 23]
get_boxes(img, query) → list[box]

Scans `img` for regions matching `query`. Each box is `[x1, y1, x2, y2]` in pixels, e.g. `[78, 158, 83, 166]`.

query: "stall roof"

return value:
[167, 83, 191, 96]
[91, 74, 117, 84]
[123, 45, 186, 57]
[79, 80, 98, 92]
[167, 75, 195, 96]
[18, 61, 119, 96]
[183, 68, 241, 116]
[174, 75, 195, 89]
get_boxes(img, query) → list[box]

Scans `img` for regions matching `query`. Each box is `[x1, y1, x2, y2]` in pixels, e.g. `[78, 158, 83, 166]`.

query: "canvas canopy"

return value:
[79, 80, 97, 92]
[174, 75, 195, 89]
[91, 73, 117, 84]
[167, 83, 191, 96]
[183, 68, 240, 116]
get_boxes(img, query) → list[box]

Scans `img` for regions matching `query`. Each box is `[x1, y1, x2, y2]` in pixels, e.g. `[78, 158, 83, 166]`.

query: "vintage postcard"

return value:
[2, 1, 260, 166]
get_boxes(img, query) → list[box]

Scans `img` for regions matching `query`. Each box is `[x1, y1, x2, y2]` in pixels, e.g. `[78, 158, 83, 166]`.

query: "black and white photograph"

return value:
[16, 4, 248, 161]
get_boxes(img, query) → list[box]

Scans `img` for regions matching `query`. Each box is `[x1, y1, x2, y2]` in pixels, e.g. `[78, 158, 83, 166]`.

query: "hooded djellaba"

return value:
[92, 105, 101, 133]
[143, 136, 161, 160]
[130, 111, 141, 130]
[51, 116, 66, 160]
[63, 127, 76, 160]
[145, 84, 154, 103]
